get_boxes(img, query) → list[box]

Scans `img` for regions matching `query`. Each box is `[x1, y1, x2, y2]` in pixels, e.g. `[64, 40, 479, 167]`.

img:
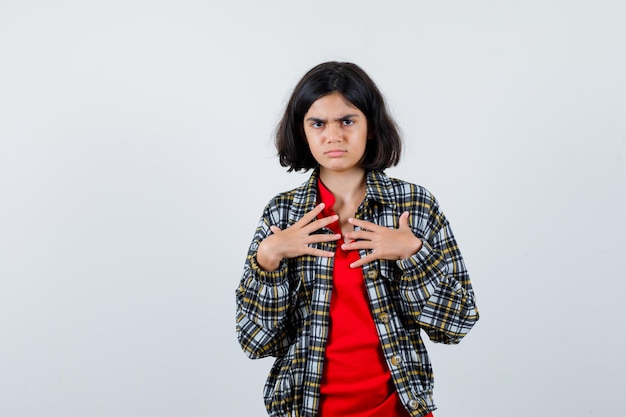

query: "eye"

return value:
[342, 119, 355, 126]
[311, 121, 324, 128]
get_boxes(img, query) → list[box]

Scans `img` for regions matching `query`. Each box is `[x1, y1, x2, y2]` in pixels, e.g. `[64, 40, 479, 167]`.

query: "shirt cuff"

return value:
[248, 253, 289, 284]
[395, 239, 443, 273]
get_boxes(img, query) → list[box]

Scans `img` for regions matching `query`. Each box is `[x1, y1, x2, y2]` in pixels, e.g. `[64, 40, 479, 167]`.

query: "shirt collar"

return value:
[291, 167, 396, 215]
[317, 177, 336, 217]
[364, 169, 396, 208]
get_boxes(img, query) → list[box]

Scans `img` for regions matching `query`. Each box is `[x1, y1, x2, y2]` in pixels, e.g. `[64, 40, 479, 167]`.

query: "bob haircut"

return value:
[276, 61, 402, 172]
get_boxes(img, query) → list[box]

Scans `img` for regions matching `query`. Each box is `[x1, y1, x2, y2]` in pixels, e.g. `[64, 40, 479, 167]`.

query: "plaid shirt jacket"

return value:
[236, 169, 479, 417]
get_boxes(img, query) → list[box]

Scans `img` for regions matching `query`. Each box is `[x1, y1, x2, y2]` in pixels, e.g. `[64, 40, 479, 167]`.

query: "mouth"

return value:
[325, 149, 346, 157]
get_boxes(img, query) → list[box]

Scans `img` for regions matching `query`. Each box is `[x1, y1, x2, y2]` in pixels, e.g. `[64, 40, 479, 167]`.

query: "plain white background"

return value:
[1, 1, 625, 416]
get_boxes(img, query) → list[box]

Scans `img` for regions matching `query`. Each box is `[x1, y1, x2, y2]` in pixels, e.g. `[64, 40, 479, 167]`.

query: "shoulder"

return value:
[261, 172, 318, 221]
[370, 170, 438, 208]
[266, 173, 315, 206]
[378, 173, 451, 235]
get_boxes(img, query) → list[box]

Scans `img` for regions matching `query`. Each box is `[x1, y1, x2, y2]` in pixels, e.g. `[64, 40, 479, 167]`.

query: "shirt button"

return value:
[366, 269, 379, 280]
[378, 312, 389, 324]
[407, 399, 419, 410]
[390, 354, 402, 366]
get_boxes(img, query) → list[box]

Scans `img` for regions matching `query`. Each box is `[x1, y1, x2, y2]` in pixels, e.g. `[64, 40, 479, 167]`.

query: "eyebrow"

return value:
[305, 114, 361, 123]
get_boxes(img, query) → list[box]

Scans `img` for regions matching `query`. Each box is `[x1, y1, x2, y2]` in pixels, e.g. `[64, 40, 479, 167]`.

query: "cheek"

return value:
[302, 126, 314, 142]
[302, 135, 319, 154]
[303, 128, 320, 145]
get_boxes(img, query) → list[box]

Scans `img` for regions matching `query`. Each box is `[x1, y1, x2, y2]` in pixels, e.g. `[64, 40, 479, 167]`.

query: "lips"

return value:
[325, 149, 346, 157]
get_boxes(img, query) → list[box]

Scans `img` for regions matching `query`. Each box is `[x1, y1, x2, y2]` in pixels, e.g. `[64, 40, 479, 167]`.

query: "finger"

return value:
[269, 225, 282, 234]
[341, 240, 374, 251]
[308, 232, 342, 244]
[349, 253, 376, 268]
[296, 203, 327, 225]
[343, 229, 374, 242]
[348, 217, 380, 231]
[304, 247, 336, 258]
[304, 214, 339, 233]
[398, 211, 410, 229]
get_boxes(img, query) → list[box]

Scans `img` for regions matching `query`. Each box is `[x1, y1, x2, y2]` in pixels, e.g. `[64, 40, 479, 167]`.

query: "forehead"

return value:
[306, 92, 360, 114]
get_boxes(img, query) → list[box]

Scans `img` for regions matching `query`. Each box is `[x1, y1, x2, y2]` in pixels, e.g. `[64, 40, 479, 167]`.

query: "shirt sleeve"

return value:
[395, 190, 479, 345]
[235, 201, 299, 359]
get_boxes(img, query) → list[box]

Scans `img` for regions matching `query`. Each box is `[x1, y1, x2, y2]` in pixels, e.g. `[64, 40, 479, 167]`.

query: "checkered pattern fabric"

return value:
[236, 168, 479, 417]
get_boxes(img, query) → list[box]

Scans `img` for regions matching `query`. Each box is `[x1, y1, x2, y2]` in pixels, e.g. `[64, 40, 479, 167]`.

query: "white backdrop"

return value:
[1, 1, 625, 416]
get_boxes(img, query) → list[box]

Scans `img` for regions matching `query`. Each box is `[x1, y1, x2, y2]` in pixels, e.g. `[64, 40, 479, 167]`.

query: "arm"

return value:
[343, 187, 479, 344]
[396, 193, 479, 344]
[236, 240, 294, 359]
[236, 201, 340, 359]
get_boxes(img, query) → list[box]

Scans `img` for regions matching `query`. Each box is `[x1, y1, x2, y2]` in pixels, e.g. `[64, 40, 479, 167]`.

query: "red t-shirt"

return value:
[317, 180, 431, 417]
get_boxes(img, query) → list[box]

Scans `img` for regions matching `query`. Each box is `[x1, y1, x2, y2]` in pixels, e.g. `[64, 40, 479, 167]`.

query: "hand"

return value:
[342, 211, 423, 268]
[257, 203, 341, 271]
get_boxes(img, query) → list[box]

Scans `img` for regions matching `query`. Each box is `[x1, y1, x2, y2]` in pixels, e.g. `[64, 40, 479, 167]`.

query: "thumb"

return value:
[269, 225, 282, 234]
[398, 211, 410, 229]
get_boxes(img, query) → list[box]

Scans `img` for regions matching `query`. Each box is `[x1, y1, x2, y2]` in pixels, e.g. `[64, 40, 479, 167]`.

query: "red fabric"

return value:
[317, 180, 428, 417]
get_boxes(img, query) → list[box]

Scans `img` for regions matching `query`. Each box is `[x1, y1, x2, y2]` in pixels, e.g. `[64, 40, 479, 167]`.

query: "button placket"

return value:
[390, 354, 403, 367]
[377, 312, 389, 324]
[407, 397, 427, 411]
[365, 269, 379, 280]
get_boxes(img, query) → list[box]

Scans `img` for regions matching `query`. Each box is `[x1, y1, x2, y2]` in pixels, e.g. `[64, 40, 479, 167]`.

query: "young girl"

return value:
[236, 62, 479, 417]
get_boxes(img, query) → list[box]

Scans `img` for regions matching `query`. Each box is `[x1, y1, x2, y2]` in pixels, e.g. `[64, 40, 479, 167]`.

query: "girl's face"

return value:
[303, 92, 368, 175]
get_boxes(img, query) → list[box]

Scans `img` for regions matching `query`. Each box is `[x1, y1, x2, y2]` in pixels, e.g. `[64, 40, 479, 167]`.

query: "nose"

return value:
[326, 122, 342, 142]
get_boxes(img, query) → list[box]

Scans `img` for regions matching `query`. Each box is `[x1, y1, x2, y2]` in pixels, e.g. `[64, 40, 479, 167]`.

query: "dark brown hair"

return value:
[276, 61, 402, 172]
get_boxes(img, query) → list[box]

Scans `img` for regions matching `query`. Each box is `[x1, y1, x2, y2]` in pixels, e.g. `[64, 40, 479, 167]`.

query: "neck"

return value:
[319, 166, 367, 204]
